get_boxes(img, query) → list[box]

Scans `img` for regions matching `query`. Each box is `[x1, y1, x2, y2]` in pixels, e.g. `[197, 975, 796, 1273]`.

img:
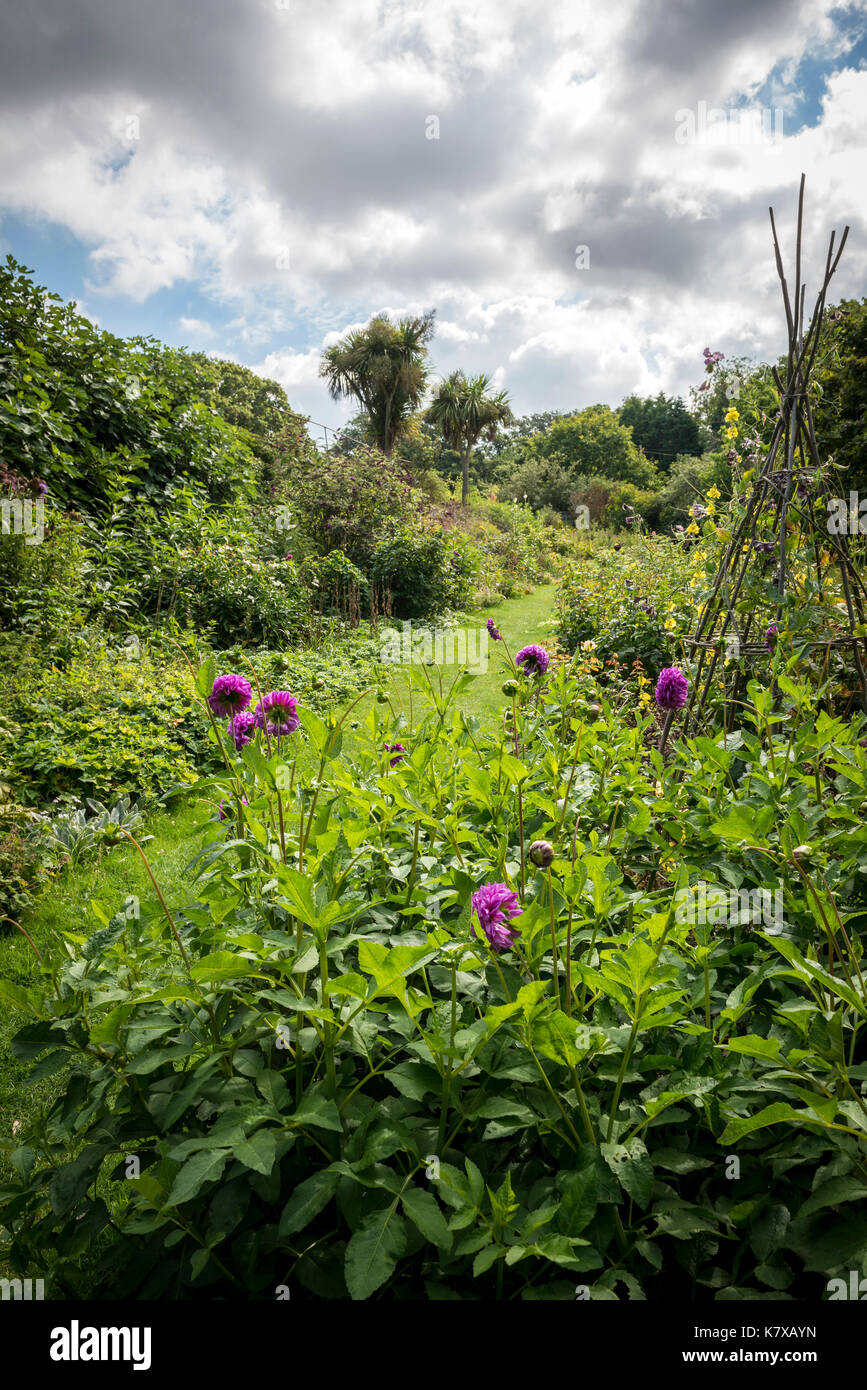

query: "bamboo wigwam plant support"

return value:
[678, 174, 867, 739]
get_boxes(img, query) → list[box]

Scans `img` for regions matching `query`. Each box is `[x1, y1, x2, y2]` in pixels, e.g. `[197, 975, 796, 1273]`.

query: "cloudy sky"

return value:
[1, 0, 866, 443]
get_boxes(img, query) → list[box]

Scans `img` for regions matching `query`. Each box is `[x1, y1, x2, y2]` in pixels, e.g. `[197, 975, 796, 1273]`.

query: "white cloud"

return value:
[178, 316, 215, 338]
[0, 0, 864, 418]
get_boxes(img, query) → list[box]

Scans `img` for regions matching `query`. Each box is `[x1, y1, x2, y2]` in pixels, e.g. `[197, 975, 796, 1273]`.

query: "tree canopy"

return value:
[426, 371, 513, 505]
[319, 311, 436, 455]
[526, 404, 657, 488]
[618, 391, 702, 471]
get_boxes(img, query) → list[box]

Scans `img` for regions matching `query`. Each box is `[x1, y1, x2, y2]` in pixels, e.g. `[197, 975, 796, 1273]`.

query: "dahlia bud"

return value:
[313, 677, 325, 690]
[529, 839, 555, 868]
[376, 689, 388, 703]
[792, 844, 812, 863]
[502, 679, 519, 697]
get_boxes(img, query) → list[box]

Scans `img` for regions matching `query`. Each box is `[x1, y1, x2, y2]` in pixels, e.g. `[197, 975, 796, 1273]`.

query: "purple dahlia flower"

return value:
[486, 618, 502, 641]
[655, 666, 689, 711]
[255, 690, 300, 737]
[385, 742, 405, 767]
[515, 644, 550, 677]
[765, 623, 778, 653]
[209, 674, 252, 719]
[228, 711, 258, 750]
[471, 883, 522, 951]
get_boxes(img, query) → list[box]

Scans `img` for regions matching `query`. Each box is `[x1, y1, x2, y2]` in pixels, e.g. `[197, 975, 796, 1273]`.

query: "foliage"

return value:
[187, 354, 314, 492]
[527, 405, 658, 489]
[556, 532, 705, 685]
[0, 500, 89, 649]
[813, 298, 867, 497]
[320, 313, 436, 456]
[494, 454, 576, 517]
[3, 643, 211, 806]
[649, 453, 728, 532]
[426, 372, 513, 506]
[618, 392, 702, 471]
[0, 762, 48, 928]
[0, 257, 256, 514]
[37, 796, 149, 871]
[370, 525, 457, 619]
[141, 516, 310, 651]
[570, 475, 657, 530]
[300, 550, 371, 620]
[2, 651, 866, 1300]
[289, 445, 415, 567]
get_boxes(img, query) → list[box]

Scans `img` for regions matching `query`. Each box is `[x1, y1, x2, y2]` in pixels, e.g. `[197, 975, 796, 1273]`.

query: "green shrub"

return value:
[0, 257, 255, 514]
[0, 503, 89, 651]
[5, 643, 211, 805]
[290, 445, 415, 566]
[300, 550, 371, 619]
[494, 454, 576, 516]
[0, 768, 48, 928]
[3, 659, 867, 1300]
[370, 525, 453, 618]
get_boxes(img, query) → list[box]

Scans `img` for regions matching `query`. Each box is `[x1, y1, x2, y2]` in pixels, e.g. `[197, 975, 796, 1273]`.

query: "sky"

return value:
[1, 0, 866, 446]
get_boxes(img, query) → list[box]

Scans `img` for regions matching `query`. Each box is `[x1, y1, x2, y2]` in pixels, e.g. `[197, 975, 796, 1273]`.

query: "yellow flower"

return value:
[664, 618, 676, 632]
[707, 486, 721, 499]
[686, 522, 699, 535]
[725, 426, 738, 440]
[724, 407, 739, 422]
[705, 502, 715, 516]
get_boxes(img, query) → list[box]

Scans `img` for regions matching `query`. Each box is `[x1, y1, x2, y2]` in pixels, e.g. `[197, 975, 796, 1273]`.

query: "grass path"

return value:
[0, 585, 556, 1158]
[344, 583, 557, 731]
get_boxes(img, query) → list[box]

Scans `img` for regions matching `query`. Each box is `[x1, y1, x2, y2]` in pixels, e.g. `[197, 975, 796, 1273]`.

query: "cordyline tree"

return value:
[426, 371, 513, 505]
[319, 310, 436, 455]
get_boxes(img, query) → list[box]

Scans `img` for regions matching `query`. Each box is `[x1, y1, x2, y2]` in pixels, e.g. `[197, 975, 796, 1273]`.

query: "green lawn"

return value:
[347, 583, 557, 730]
[0, 586, 556, 1167]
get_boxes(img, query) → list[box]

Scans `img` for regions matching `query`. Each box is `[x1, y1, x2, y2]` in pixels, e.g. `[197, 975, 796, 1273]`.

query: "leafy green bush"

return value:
[300, 550, 371, 618]
[0, 257, 255, 514]
[494, 454, 576, 516]
[0, 767, 48, 928]
[291, 445, 415, 566]
[570, 475, 657, 529]
[5, 643, 211, 805]
[526, 404, 658, 488]
[0, 502, 89, 650]
[2, 657, 866, 1300]
[370, 525, 454, 618]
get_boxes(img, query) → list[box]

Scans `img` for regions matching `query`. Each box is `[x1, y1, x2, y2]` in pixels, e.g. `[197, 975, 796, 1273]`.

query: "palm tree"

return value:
[426, 371, 513, 505]
[319, 311, 435, 455]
